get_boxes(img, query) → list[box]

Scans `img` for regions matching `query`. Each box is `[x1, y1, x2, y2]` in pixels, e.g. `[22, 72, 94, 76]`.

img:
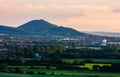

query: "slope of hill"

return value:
[0, 19, 120, 42]
[0, 25, 28, 35]
[18, 19, 57, 32]
[18, 19, 87, 36]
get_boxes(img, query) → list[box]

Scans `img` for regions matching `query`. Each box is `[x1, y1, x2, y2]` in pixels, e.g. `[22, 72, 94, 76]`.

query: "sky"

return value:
[0, 0, 120, 32]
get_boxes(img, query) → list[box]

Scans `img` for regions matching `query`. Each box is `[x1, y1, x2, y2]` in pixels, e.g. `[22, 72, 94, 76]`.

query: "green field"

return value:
[6, 66, 120, 77]
[0, 72, 120, 77]
[1, 59, 120, 77]
[9, 63, 111, 74]
[0, 72, 80, 77]
[62, 59, 120, 63]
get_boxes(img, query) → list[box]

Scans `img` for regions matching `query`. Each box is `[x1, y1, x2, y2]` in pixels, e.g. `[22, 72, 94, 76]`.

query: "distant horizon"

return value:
[0, 0, 120, 32]
[0, 19, 120, 33]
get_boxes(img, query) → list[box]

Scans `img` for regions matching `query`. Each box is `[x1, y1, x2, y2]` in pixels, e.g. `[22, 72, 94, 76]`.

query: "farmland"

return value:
[0, 70, 120, 77]
[0, 59, 118, 77]
[0, 41, 120, 77]
[62, 59, 120, 64]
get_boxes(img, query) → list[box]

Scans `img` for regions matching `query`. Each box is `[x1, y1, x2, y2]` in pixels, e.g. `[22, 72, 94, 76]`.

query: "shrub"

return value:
[46, 66, 50, 69]
[26, 71, 35, 74]
[93, 65, 100, 71]
[14, 67, 22, 73]
[61, 73, 63, 75]
[51, 72, 54, 75]
[0, 63, 9, 72]
[29, 66, 36, 69]
[84, 59, 93, 63]
[38, 72, 46, 75]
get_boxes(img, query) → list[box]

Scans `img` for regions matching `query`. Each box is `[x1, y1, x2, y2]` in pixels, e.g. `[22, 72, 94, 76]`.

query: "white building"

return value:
[101, 39, 107, 46]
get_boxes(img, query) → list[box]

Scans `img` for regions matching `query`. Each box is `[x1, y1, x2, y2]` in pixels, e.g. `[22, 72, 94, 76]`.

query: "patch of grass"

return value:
[80, 63, 111, 70]
[0, 72, 120, 77]
[62, 59, 120, 64]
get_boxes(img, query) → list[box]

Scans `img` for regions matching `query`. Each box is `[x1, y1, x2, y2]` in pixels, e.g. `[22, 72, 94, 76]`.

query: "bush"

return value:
[29, 66, 46, 69]
[38, 72, 46, 75]
[72, 60, 85, 65]
[14, 67, 22, 73]
[99, 65, 111, 72]
[29, 66, 36, 69]
[46, 66, 50, 69]
[0, 63, 9, 72]
[51, 72, 54, 75]
[84, 59, 93, 63]
[26, 71, 35, 74]
[61, 73, 63, 75]
[93, 65, 100, 71]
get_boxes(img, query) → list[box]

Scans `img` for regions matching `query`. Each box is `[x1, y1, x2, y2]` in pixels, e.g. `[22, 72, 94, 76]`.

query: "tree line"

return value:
[0, 44, 120, 59]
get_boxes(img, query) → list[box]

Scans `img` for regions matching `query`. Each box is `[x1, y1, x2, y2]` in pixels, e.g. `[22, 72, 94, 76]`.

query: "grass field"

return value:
[0, 72, 120, 77]
[9, 63, 111, 73]
[62, 59, 120, 63]
[7, 66, 120, 77]
[1, 59, 120, 77]
[0, 72, 80, 77]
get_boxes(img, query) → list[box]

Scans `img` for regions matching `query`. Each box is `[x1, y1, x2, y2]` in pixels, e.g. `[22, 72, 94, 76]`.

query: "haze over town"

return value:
[0, 0, 120, 32]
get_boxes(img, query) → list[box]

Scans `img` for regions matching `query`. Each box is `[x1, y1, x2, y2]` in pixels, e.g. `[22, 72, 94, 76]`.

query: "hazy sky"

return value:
[0, 0, 120, 32]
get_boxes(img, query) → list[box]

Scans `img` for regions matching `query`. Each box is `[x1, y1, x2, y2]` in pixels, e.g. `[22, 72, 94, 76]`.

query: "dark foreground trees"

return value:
[93, 63, 120, 72]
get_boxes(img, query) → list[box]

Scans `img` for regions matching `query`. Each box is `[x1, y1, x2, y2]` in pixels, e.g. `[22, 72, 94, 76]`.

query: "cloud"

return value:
[113, 8, 120, 13]
[0, 0, 120, 32]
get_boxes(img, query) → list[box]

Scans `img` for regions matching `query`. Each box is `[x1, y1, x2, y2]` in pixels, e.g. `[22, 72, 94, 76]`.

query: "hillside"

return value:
[0, 19, 120, 41]
[0, 25, 28, 35]
[18, 19, 87, 36]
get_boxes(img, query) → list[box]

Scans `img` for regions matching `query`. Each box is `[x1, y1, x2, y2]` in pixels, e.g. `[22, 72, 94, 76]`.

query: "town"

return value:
[0, 34, 120, 76]
[0, 34, 120, 60]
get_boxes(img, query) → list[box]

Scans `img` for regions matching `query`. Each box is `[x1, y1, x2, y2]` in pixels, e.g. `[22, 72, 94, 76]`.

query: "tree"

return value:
[93, 65, 100, 71]
[0, 63, 9, 72]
